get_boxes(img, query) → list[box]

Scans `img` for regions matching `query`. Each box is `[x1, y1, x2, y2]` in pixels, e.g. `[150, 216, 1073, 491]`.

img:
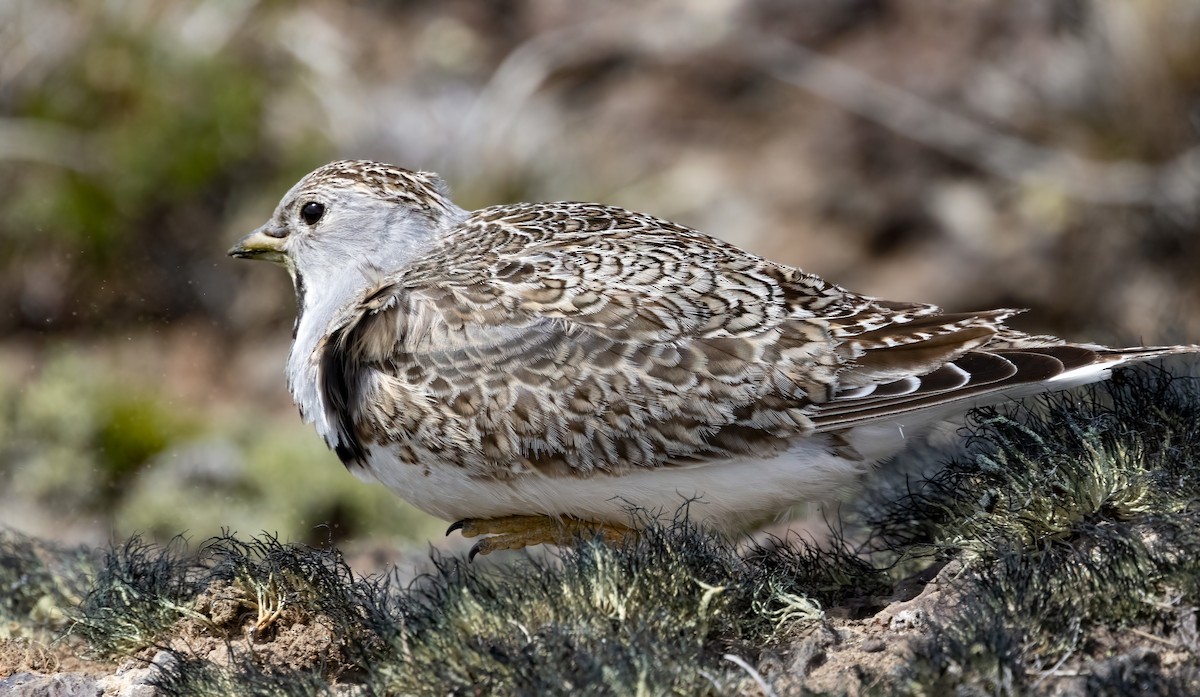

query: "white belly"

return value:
[354, 425, 913, 531]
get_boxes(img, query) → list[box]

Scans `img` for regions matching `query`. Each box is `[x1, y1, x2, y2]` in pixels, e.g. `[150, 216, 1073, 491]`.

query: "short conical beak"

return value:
[228, 224, 287, 262]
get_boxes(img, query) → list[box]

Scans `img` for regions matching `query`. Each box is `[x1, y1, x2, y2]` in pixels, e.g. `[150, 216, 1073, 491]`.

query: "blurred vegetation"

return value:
[6, 351, 199, 512]
[2, 0, 1198, 338]
[2, 3, 330, 333]
[0, 350, 442, 547]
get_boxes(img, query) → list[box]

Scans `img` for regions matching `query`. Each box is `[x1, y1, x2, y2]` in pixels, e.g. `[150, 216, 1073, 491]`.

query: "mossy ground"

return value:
[2, 365, 1199, 695]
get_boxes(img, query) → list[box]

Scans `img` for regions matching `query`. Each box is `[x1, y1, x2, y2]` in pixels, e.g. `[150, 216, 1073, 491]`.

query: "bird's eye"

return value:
[300, 201, 325, 225]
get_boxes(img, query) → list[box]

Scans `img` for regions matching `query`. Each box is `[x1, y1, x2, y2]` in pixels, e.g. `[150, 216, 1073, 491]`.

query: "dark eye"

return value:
[300, 201, 325, 225]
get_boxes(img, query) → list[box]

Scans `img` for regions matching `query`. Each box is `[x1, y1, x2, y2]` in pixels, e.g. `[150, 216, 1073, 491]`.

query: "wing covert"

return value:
[317, 201, 1047, 477]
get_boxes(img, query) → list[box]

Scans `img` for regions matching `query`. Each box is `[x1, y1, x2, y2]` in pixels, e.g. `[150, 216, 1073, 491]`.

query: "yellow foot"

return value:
[446, 515, 633, 560]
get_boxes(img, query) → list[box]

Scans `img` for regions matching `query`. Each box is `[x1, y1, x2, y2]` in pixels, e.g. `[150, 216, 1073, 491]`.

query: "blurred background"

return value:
[1, 0, 1198, 564]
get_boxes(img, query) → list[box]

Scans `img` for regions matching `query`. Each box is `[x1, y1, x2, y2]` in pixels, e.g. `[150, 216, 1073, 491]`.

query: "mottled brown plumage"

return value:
[230, 160, 1198, 553]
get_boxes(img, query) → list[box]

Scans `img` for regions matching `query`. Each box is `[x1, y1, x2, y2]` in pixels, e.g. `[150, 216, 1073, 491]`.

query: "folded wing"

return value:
[316, 202, 1159, 476]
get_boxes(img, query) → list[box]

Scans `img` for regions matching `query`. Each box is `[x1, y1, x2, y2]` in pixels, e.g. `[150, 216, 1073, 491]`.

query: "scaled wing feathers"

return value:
[320, 202, 1094, 476]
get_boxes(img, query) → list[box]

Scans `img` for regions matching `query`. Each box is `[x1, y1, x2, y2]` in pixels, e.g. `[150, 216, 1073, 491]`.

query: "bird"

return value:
[229, 159, 1198, 558]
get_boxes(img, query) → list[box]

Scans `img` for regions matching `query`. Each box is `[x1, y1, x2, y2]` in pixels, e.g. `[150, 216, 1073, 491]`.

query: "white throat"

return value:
[286, 264, 371, 447]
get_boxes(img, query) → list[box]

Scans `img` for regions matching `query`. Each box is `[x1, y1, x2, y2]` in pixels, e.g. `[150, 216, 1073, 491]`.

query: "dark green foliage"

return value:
[1082, 650, 1200, 697]
[146, 521, 870, 696]
[743, 526, 893, 618]
[359, 521, 762, 695]
[0, 520, 879, 695]
[70, 536, 202, 656]
[200, 532, 362, 625]
[871, 367, 1200, 553]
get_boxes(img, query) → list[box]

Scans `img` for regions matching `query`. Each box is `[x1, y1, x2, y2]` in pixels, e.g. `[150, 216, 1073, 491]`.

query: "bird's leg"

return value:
[447, 515, 634, 560]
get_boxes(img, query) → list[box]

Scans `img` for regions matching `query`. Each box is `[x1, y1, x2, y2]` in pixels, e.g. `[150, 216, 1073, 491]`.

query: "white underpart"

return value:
[357, 411, 947, 531]
[287, 270, 368, 443]
[358, 437, 878, 531]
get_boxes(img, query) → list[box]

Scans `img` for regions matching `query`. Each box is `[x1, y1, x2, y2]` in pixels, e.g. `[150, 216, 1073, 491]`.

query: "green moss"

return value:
[99, 524, 838, 696]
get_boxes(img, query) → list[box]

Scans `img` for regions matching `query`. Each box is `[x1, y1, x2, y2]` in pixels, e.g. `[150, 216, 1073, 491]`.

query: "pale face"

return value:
[229, 178, 366, 278]
[230, 161, 463, 285]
